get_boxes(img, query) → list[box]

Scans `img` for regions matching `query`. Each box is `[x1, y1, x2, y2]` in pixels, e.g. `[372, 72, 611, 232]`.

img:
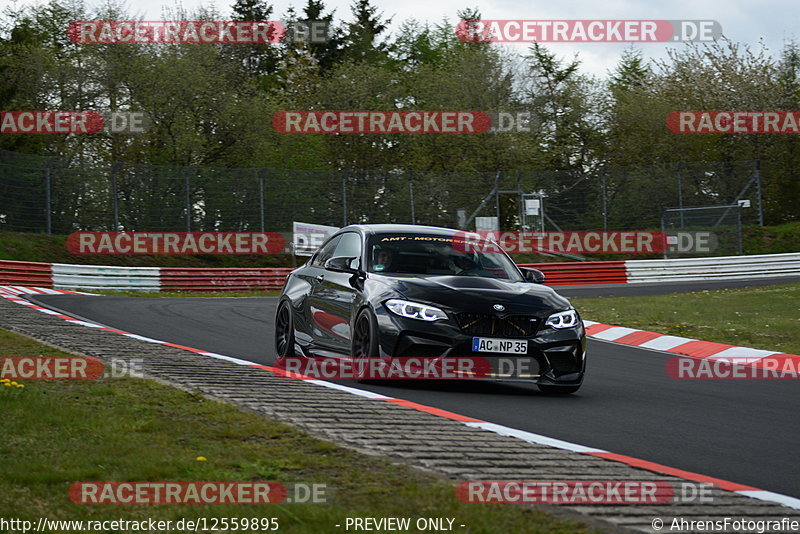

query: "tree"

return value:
[342, 0, 392, 64]
[296, 0, 344, 71]
[523, 43, 606, 171]
[229, 0, 280, 84]
[609, 48, 650, 94]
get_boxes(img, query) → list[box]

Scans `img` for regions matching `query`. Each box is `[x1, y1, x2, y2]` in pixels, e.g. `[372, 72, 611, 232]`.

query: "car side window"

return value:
[332, 232, 362, 259]
[311, 235, 342, 267]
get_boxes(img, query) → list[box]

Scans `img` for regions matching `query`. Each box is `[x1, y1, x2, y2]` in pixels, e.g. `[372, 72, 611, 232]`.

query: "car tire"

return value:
[352, 308, 380, 382]
[537, 384, 581, 395]
[274, 300, 297, 361]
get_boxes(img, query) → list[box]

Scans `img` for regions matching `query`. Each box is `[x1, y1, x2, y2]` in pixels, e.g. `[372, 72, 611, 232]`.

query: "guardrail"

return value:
[518, 261, 627, 285]
[160, 267, 290, 291]
[1, 253, 799, 292]
[52, 264, 160, 291]
[625, 252, 800, 283]
[0, 259, 53, 286]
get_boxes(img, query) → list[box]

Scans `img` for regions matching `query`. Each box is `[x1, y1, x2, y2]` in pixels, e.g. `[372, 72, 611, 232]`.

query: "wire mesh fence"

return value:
[0, 150, 763, 247]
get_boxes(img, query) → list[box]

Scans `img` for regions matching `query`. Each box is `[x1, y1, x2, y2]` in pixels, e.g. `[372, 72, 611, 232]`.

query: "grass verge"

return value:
[571, 282, 800, 355]
[0, 328, 595, 534]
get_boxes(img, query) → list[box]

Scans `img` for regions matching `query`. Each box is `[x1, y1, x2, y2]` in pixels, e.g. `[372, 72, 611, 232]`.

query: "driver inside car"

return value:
[374, 248, 396, 272]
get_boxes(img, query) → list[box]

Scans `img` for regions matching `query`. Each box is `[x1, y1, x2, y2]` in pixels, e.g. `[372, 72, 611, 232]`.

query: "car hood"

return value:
[369, 274, 571, 315]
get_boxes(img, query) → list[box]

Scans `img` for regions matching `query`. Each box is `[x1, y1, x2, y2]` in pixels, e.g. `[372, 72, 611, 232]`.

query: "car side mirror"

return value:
[324, 256, 360, 274]
[520, 267, 546, 284]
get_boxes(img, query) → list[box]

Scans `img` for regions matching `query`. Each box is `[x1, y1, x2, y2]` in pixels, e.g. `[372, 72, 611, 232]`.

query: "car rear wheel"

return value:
[537, 384, 581, 395]
[275, 301, 296, 360]
[352, 308, 379, 381]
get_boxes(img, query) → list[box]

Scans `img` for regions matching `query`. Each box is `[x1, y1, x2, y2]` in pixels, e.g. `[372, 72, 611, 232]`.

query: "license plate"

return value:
[472, 337, 528, 354]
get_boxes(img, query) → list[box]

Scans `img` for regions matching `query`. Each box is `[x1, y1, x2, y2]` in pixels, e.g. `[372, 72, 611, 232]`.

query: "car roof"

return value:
[341, 224, 460, 236]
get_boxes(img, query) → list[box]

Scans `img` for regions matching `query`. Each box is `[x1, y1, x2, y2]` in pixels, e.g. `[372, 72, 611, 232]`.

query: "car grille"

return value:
[454, 313, 540, 338]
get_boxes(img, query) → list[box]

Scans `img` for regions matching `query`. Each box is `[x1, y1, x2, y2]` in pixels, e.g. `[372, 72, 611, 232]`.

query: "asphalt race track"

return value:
[29, 276, 800, 500]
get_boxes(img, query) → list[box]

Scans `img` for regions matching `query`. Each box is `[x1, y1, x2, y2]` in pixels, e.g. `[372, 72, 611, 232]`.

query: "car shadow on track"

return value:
[350, 378, 583, 398]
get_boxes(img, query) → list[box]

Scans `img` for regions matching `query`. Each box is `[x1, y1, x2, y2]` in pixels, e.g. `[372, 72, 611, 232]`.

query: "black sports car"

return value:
[274, 224, 586, 394]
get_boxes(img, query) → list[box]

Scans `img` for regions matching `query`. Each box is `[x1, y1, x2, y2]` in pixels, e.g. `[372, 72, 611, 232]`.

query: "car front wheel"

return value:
[352, 308, 379, 381]
[274, 300, 296, 360]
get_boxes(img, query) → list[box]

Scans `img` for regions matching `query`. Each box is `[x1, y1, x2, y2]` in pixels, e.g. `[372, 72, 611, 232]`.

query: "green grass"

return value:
[0, 328, 594, 534]
[571, 282, 800, 355]
[742, 221, 800, 255]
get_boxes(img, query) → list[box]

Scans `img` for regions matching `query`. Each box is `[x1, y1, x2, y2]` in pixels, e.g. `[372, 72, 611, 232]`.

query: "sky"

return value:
[4, 0, 799, 78]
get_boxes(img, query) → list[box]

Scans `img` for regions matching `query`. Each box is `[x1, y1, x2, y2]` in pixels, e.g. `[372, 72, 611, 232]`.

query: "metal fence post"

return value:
[184, 167, 192, 232]
[737, 205, 743, 255]
[111, 163, 120, 231]
[258, 168, 265, 232]
[601, 172, 608, 231]
[43, 157, 56, 234]
[494, 171, 501, 227]
[409, 172, 416, 224]
[342, 169, 349, 227]
[676, 162, 684, 228]
[755, 159, 763, 226]
[515, 171, 522, 230]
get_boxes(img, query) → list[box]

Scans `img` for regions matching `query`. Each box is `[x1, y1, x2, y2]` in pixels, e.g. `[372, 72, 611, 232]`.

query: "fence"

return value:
[3, 254, 798, 292]
[0, 150, 763, 245]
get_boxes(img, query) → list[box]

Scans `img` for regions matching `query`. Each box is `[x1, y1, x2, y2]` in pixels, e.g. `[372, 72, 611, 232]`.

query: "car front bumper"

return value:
[373, 305, 586, 385]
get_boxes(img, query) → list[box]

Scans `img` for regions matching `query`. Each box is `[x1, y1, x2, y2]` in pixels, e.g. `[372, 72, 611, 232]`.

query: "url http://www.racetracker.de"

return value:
[0, 516, 280, 533]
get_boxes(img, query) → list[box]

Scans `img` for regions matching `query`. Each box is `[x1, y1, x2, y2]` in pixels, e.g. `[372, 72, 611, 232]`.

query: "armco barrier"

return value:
[519, 261, 628, 285]
[160, 268, 290, 291]
[0, 259, 53, 287]
[625, 252, 800, 283]
[51, 264, 160, 291]
[2, 254, 799, 292]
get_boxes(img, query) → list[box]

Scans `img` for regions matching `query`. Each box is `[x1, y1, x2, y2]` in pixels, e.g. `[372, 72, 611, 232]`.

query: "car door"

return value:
[300, 234, 342, 351]
[307, 232, 363, 356]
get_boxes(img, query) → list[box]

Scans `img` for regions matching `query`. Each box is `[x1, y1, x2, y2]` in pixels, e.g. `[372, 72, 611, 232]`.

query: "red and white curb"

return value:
[0, 286, 93, 296]
[2, 285, 799, 512]
[583, 320, 800, 373]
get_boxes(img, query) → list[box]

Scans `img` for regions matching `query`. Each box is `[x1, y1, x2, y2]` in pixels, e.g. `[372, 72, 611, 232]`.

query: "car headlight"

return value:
[545, 309, 579, 329]
[385, 299, 447, 321]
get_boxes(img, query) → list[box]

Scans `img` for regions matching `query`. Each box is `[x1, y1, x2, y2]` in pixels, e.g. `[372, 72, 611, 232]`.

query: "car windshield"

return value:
[366, 233, 523, 281]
